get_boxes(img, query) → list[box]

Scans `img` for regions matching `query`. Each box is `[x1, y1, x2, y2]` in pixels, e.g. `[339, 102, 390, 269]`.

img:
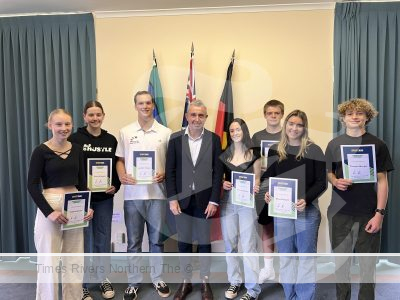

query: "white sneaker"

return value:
[258, 267, 275, 283]
[81, 288, 93, 300]
[99, 278, 115, 299]
[225, 284, 241, 299]
[153, 281, 171, 298]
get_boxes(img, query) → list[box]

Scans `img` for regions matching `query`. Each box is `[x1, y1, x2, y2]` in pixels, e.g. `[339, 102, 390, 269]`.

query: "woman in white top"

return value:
[28, 109, 93, 300]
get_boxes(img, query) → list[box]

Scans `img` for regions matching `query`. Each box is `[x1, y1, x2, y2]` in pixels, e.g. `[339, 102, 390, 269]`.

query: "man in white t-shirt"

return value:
[116, 91, 172, 300]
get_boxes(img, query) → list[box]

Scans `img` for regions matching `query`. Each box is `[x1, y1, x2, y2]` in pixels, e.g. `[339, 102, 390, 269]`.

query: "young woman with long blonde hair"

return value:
[262, 110, 326, 300]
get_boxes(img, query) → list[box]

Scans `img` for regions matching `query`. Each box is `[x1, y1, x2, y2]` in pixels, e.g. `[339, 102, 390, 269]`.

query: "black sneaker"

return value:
[100, 278, 115, 299]
[123, 286, 138, 300]
[153, 281, 171, 298]
[240, 292, 256, 300]
[82, 288, 93, 300]
[225, 284, 241, 299]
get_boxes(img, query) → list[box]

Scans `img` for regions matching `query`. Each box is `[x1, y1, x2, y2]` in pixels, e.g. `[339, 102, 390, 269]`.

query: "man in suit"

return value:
[166, 100, 223, 300]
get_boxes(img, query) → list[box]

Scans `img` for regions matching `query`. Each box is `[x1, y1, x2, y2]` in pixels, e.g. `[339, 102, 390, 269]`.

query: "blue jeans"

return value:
[124, 199, 166, 285]
[275, 204, 321, 300]
[83, 197, 113, 287]
[220, 195, 261, 298]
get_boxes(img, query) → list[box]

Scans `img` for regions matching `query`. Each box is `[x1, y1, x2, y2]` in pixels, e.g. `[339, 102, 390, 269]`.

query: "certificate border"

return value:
[260, 140, 279, 168]
[133, 150, 156, 184]
[268, 177, 298, 219]
[87, 158, 112, 192]
[231, 171, 255, 208]
[340, 144, 377, 183]
[62, 191, 91, 231]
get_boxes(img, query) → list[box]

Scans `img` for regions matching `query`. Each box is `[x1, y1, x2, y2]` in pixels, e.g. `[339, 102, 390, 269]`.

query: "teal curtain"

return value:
[0, 14, 97, 253]
[334, 2, 400, 253]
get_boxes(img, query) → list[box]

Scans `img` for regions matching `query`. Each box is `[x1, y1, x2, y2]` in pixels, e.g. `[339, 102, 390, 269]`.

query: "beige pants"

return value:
[34, 193, 84, 300]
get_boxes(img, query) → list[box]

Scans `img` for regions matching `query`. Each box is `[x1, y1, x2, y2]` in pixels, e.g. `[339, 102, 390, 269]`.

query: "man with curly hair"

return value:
[325, 98, 394, 300]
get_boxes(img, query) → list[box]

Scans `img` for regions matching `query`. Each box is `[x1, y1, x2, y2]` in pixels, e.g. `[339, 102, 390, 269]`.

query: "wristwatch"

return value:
[375, 208, 386, 215]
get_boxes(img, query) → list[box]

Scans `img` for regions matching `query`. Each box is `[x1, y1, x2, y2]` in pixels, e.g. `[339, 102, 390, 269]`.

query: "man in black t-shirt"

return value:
[251, 99, 284, 283]
[325, 98, 394, 300]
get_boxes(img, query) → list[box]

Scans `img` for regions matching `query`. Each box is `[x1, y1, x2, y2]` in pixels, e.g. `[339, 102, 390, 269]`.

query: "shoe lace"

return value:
[82, 288, 91, 298]
[101, 280, 113, 292]
[156, 281, 167, 288]
[227, 285, 238, 292]
[241, 293, 252, 300]
[126, 286, 138, 295]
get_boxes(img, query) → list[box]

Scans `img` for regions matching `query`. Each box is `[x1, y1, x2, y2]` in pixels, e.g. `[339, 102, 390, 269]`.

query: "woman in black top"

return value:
[69, 100, 120, 300]
[220, 118, 261, 300]
[28, 108, 93, 300]
[263, 110, 326, 300]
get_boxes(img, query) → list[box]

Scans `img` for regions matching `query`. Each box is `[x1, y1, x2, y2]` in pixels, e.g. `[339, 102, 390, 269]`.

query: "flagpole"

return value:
[181, 43, 196, 128]
[148, 49, 167, 126]
[153, 48, 157, 66]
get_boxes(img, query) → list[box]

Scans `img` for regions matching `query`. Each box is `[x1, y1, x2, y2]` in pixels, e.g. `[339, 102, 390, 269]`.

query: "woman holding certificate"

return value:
[69, 100, 121, 300]
[27, 108, 93, 300]
[220, 118, 261, 300]
[262, 110, 326, 300]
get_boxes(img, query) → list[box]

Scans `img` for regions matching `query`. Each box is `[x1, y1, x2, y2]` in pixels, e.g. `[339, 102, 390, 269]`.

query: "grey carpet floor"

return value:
[1, 282, 400, 300]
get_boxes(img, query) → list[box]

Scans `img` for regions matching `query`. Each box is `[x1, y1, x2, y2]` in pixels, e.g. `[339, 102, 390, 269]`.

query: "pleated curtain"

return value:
[334, 2, 400, 253]
[0, 13, 96, 253]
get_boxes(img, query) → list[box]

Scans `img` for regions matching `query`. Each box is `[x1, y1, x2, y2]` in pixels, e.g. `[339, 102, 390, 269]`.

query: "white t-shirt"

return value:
[116, 120, 171, 200]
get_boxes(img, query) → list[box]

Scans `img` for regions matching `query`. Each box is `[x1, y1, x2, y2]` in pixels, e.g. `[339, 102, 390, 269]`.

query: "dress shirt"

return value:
[184, 127, 218, 207]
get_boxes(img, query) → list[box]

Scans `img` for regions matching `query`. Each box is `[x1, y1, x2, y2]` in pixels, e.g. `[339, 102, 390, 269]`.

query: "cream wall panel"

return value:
[95, 9, 334, 252]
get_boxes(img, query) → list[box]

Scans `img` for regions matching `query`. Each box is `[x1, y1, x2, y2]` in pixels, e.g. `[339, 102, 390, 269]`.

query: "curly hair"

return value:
[338, 98, 378, 124]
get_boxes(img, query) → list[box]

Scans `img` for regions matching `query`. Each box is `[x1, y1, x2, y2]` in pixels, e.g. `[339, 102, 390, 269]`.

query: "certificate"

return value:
[260, 140, 279, 168]
[231, 171, 255, 208]
[268, 177, 298, 219]
[62, 191, 91, 230]
[133, 150, 156, 184]
[87, 158, 112, 192]
[340, 144, 377, 183]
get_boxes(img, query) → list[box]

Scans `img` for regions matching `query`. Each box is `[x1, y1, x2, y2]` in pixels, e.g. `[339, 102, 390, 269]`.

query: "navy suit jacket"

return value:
[165, 129, 223, 211]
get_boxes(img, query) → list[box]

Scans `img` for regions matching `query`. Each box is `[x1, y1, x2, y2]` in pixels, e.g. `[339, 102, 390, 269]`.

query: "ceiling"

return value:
[1, 0, 338, 16]
[0, 0, 396, 17]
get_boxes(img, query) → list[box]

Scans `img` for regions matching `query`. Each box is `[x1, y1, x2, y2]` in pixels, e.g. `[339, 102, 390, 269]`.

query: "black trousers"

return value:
[329, 212, 381, 300]
[175, 195, 212, 280]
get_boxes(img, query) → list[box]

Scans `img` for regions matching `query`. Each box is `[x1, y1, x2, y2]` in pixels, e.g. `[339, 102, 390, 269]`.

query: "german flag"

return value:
[212, 54, 235, 242]
[215, 54, 234, 150]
